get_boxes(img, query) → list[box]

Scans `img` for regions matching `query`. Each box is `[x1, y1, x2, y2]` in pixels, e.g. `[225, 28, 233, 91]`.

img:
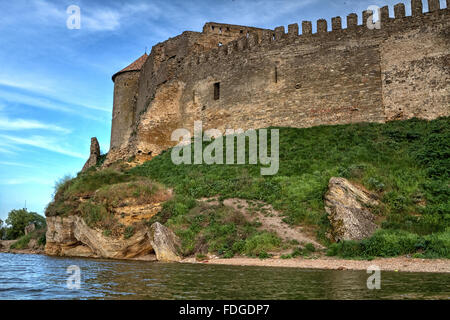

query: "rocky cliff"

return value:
[46, 215, 184, 261]
[46, 215, 153, 259]
[44, 173, 183, 261]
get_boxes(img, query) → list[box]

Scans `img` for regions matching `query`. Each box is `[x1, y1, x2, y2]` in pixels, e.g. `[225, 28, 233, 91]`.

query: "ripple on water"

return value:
[0, 253, 449, 299]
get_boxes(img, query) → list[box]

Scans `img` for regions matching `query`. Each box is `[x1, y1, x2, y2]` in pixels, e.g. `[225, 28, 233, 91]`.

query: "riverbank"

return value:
[181, 256, 450, 273]
[1, 246, 448, 273]
[0, 240, 44, 255]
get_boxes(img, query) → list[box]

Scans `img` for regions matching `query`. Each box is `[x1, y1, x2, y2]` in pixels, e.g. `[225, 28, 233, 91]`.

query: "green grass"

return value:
[66, 169, 132, 197]
[47, 117, 450, 258]
[10, 234, 31, 250]
[10, 229, 46, 250]
[327, 228, 450, 259]
[130, 117, 449, 231]
[124, 226, 135, 239]
[165, 203, 283, 257]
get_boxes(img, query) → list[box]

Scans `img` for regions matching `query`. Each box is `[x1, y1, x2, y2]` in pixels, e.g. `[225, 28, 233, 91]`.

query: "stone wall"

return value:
[380, 11, 450, 120]
[106, 1, 450, 164]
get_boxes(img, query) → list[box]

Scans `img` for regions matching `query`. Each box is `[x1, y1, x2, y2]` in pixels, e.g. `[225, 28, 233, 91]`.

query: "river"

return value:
[0, 253, 448, 299]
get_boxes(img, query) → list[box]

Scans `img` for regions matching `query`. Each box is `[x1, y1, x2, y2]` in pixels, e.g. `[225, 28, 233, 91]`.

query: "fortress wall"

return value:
[110, 71, 140, 150]
[380, 10, 450, 120]
[184, 37, 385, 131]
[203, 22, 267, 38]
[107, 2, 450, 162]
[133, 20, 388, 155]
[134, 27, 270, 124]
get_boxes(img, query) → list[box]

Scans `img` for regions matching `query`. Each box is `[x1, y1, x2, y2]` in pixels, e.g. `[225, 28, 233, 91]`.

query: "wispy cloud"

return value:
[0, 78, 53, 95]
[82, 7, 121, 31]
[0, 87, 110, 123]
[0, 139, 22, 155]
[0, 116, 71, 133]
[0, 161, 33, 168]
[0, 177, 52, 185]
[0, 134, 85, 159]
[33, 0, 124, 31]
[0, 147, 17, 155]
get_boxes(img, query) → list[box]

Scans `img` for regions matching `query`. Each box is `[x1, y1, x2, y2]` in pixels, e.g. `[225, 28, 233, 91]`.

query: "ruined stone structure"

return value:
[82, 137, 100, 171]
[105, 1, 449, 165]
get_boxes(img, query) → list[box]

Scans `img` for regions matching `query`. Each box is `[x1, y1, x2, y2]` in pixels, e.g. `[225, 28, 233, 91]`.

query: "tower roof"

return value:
[112, 53, 148, 82]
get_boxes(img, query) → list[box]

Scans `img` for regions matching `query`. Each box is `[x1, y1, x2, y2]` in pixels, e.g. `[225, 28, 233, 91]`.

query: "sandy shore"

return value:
[182, 256, 450, 273]
[0, 248, 45, 255]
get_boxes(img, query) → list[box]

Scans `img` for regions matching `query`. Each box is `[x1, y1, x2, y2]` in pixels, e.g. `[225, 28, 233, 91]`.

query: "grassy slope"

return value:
[10, 229, 46, 250]
[48, 117, 450, 258]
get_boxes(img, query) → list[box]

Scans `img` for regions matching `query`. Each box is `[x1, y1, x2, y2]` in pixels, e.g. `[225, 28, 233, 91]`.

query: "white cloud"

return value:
[30, 0, 125, 32]
[0, 147, 17, 155]
[0, 161, 32, 168]
[0, 89, 110, 122]
[0, 134, 85, 159]
[0, 139, 22, 155]
[0, 116, 71, 133]
[0, 78, 54, 96]
[0, 177, 52, 185]
[82, 8, 121, 31]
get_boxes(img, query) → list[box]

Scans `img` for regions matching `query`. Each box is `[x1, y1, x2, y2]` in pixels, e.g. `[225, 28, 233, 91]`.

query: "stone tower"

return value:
[110, 53, 148, 150]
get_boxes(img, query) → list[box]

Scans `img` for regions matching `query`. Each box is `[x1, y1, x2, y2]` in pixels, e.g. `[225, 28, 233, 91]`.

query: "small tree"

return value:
[5, 209, 46, 240]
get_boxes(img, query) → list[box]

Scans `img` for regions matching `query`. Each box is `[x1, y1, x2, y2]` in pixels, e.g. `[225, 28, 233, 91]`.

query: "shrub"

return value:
[10, 234, 31, 250]
[37, 233, 46, 246]
[304, 243, 316, 253]
[258, 251, 271, 259]
[243, 232, 281, 256]
[124, 226, 134, 239]
[52, 174, 73, 199]
[327, 229, 450, 259]
[78, 201, 109, 228]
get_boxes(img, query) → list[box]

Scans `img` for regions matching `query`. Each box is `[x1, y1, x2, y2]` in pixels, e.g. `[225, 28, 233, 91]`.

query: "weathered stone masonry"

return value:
[105, 1, 450, 165]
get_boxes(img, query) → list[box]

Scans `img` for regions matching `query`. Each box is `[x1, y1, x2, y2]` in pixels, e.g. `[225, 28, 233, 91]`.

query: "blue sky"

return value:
[0, 0, 446, 221]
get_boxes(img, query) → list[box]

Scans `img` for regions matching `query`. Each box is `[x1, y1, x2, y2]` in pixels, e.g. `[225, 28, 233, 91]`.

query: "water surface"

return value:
[0, 253, 448, 299]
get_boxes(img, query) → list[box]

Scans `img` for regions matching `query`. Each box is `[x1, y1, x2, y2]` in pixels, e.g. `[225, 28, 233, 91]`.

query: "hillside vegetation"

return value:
[47, 117, 450, 259]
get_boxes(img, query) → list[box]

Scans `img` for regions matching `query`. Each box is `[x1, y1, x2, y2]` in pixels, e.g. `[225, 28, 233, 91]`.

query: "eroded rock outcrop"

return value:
[46, 215, 154, 260]
[24, 223, 35, 235]
[325, 177, 379, 242]
[82, 137, 101, 172]
[148, 222, 182, 262]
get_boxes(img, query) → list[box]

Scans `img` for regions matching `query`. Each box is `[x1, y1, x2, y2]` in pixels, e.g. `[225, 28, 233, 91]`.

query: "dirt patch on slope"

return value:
[199, 197, 324, 249]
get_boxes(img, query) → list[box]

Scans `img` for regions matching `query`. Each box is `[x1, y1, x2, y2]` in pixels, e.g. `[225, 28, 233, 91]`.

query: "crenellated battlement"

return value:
[182, 0, 449, 70]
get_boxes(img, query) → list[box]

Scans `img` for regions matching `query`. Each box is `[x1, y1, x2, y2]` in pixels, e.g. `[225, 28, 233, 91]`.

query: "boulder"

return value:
[148, 222, 181, 262]
[27, 239, 40, 251]
[324, 177, 379, 241]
